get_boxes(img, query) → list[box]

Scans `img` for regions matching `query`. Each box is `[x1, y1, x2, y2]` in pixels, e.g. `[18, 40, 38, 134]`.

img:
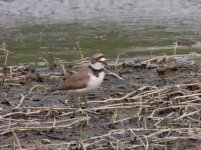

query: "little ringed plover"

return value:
[48, 53, 107, 107]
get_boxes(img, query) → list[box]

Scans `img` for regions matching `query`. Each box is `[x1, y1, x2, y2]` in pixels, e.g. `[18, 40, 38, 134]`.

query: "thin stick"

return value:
[11, 130, 22, 150]
[29, 84, 47, 95]
[4, 50, 9, 66]
[15, 94, 26, 108]
[104, 68, 124, 80]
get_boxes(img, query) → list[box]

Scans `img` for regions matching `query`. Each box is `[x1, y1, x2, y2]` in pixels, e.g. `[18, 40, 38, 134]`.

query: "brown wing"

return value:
[58, 67, 91, 91]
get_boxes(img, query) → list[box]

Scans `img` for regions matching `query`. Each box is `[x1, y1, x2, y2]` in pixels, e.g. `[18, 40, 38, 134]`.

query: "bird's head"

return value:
[89, 53, 107, 70]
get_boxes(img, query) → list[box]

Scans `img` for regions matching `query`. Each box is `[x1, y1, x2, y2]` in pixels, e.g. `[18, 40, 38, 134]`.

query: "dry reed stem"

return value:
[15, 94, 26, 108]
[1, 55, 201, 149]
[11, 130, 22, 150]
[4, 49, 9, 66]
[104, 68, 124, 80]
[0, 117, 90, 135]
[29, 84, 47, 95]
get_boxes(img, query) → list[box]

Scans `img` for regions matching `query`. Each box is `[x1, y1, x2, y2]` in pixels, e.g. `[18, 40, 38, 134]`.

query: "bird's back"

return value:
[58, 67, 91, 91]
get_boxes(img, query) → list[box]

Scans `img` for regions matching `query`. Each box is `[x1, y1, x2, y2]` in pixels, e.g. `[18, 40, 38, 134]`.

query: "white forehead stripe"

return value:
[99, 57, 106, 61]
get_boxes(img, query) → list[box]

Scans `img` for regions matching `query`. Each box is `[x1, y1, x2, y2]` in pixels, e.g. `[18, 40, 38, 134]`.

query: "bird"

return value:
[47, 53, 107, 107]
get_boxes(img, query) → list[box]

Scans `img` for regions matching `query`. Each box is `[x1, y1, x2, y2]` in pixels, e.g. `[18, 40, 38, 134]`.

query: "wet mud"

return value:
[0, 54, 201, 149]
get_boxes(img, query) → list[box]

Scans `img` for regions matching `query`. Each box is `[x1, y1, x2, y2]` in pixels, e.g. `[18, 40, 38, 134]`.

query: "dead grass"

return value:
[0, 54, 201, 149]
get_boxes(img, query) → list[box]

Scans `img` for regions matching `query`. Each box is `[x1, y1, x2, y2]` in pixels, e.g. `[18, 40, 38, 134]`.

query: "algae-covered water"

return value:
[1, 23, 201, 66]
[0, 0, 201, 65]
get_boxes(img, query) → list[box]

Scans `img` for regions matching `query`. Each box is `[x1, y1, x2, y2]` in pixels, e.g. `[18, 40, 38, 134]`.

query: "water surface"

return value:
[0, 0, 201, 65]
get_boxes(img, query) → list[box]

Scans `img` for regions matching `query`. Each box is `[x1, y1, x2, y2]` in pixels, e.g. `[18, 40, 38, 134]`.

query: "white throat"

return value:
[89, 62, 104, 70]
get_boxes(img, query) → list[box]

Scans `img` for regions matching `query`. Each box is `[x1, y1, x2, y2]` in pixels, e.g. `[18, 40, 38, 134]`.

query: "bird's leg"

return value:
[83, 96, 88, 107]
[77, 95, 82, 108]
[77, 95, 85, 113]
[96, 102, 100, 108]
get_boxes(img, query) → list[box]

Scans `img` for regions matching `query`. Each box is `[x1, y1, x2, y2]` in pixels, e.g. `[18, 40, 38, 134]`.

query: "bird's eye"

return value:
[98, 56, 103, 59]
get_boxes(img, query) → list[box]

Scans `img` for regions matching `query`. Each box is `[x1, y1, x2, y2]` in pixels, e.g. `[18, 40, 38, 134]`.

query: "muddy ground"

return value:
[0, 54, 201, 150]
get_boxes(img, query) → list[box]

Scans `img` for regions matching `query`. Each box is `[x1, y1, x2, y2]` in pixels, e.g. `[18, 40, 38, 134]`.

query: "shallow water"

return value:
[0, 0, 201, 65]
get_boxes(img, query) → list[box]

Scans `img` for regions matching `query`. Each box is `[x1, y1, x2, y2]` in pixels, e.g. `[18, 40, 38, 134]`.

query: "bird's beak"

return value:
[102, 61, 108, 66]
[98, 60, 107, 65]
[99, 57, 108, 65]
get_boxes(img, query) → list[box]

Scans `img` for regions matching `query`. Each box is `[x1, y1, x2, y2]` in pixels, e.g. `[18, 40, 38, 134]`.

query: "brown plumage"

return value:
[57, 67, 91, 91]
[46, 67, 91, 94]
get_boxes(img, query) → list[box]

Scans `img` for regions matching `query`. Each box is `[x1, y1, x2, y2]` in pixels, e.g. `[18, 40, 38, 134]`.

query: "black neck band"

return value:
[89, 65, 103, 77]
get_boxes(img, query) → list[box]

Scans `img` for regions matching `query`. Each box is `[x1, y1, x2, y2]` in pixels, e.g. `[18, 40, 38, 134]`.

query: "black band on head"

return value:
[98, 55, 105, 59]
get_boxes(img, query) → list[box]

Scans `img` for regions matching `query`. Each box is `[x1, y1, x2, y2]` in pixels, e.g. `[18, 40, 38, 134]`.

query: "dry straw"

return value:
[0, 54, 201, 149]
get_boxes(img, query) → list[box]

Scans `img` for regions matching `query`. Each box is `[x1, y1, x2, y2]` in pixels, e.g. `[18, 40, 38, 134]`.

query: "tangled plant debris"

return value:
[0, 54, 201, 150]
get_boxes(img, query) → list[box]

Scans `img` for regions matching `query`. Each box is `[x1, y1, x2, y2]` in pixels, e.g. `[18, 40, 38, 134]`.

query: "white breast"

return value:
[87, 71, 105, 90]
[67, 71, 105, 94]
